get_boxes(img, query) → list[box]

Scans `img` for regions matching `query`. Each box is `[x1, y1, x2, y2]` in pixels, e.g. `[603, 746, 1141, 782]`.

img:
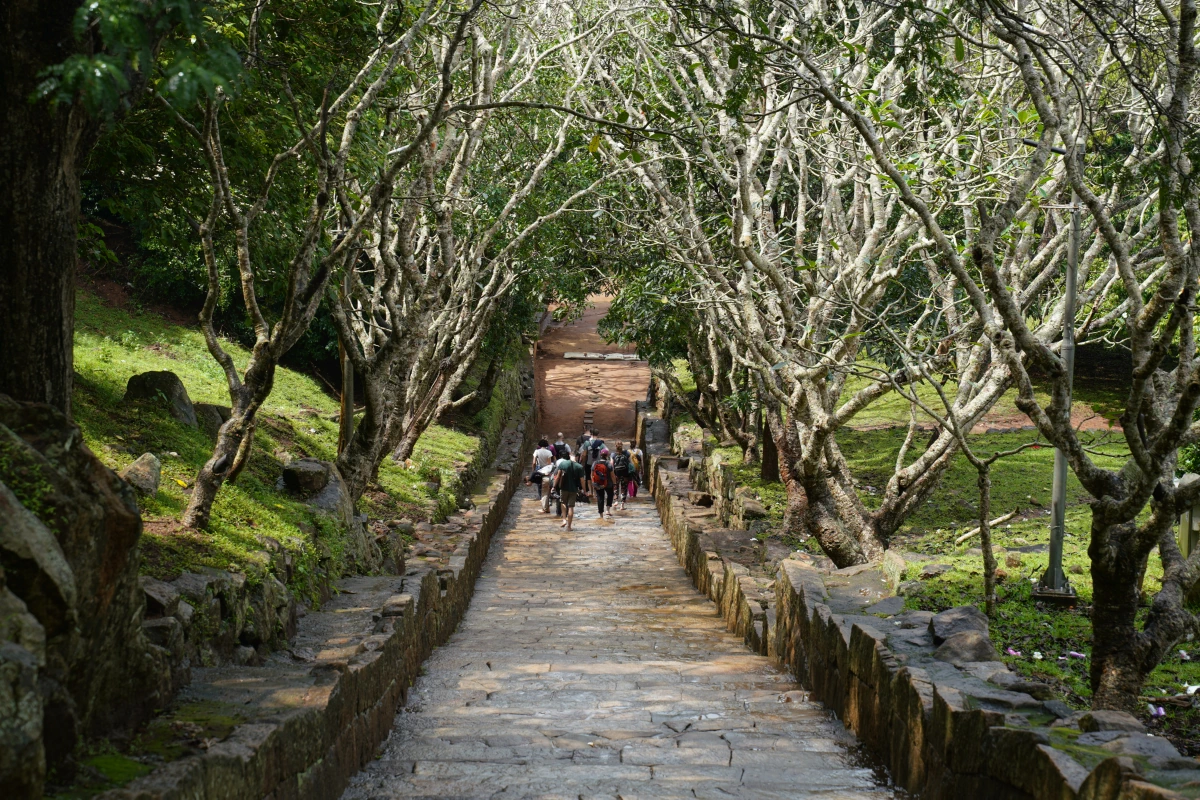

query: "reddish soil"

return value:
[79, 273, 200, 328]
[534, 296, 650, 443]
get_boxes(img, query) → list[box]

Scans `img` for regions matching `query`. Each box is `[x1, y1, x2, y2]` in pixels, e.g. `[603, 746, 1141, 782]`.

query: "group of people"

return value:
[527, 430, 644, 532]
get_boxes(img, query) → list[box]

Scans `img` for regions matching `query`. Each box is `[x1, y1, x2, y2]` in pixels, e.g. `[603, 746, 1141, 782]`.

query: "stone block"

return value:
[929, 605, 989, 644]
[124, 370, 198, 427]
[142, 616, 182, 651]
[119, 452, 161, 497]
[882, 550, 907, 591]
[1078, 710, 1146, 733]
[282, 458, 331, 495]
[919, 563, 952, 579]
[140, 576, 180, 618]
[933, 631, 1000, 666]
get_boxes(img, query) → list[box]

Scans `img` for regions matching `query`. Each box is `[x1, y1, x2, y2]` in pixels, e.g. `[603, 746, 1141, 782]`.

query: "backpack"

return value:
[591, 461, 609, 488]
[589, 438, 605, 459]
[554, 441, 570, 460]
[612, 452, 631, 475]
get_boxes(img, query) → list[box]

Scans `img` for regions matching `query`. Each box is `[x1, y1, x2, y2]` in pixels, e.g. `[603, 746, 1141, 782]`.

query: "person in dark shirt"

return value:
[554, 452, 586, 531]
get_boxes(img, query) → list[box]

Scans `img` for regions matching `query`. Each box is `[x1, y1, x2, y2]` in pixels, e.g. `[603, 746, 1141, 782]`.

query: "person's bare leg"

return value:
[566, 505, 574, 531]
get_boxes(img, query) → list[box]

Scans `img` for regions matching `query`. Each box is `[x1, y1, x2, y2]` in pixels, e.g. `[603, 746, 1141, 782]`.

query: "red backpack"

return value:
[591, 461, 609, 488]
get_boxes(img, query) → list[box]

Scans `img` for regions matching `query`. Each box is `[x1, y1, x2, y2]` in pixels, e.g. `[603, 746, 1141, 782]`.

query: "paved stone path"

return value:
[343, 492, 889, 799]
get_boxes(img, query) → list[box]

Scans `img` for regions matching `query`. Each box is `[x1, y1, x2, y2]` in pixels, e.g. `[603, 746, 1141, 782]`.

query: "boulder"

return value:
[0, 394, 173, 779]
[929, 605, 989, 644]
[933, 630, 1000, 666]
[123, 371, 198, 427]
[194, 403, 230, 440]
[1078, 710, 1146, 733]
[281, 458, 330, 495]
[119, 453, 161, 497]
[920, 563, 953, 579]
[305, 463, 381, 573]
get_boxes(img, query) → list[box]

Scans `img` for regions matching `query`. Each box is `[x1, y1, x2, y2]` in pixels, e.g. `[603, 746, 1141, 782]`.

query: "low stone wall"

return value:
[101, 401, 537, 800]
[640, 404, 1197, 800]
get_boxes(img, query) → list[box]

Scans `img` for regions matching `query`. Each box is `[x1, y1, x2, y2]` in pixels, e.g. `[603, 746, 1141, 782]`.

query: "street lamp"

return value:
[1024, 136, 1083, 605]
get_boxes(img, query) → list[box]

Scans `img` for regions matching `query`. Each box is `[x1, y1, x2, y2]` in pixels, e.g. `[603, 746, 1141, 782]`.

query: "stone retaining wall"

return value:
[639, 403, 1195, 800]
[101, 400, 537, 800]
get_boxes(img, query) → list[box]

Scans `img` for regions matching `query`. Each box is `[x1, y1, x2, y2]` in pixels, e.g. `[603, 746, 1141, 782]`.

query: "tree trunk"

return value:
[183, 407, 253, 529]
[183, 358, 276, 528]
[337, 384, 390, 502]
[761, 420, 779, 482]
[1089, 519, 1150, 712]
[0, 0, 95, 415]
[461, 350, 504, 417]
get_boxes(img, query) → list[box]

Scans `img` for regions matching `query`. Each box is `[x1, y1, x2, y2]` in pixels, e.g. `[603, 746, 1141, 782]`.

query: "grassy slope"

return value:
[73, 290, 494, 599]
[670, 362, 1200, 750]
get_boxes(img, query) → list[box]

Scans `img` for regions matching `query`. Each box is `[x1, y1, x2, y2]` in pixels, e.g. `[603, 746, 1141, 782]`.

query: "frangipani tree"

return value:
[677, 0, 1190, 711]
[572, 1, 1123, 567]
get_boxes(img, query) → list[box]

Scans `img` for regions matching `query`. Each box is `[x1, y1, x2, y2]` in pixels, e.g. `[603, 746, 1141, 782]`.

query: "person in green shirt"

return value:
[554, 452, 586, 531]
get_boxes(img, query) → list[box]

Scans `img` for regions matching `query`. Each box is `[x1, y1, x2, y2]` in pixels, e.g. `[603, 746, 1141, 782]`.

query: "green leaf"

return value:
[588, 134, 602, 154]
[616, 110, 628, 124]
[955, 36, 965, 62]
[728, 51, 739, 70]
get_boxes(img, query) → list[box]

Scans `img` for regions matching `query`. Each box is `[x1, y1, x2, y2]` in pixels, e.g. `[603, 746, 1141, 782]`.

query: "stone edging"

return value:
[100, 401, 537, 800]
[639, 405, 1193, 800]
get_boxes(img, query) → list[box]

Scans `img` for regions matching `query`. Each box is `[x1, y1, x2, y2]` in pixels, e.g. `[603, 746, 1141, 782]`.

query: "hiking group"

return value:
[526, 430, 644, 532]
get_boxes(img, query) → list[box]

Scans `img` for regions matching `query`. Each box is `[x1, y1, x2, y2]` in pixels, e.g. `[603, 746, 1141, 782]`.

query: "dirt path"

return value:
[534, 296, 651, 443]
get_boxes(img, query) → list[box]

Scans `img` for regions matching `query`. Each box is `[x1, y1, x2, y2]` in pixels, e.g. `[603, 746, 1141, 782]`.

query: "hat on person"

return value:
[600, 448, 610, 456]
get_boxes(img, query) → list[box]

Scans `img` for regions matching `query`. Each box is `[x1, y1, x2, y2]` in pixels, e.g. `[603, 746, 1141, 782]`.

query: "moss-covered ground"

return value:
[72, 288, 508, 598]
[668, 363, 1200, 755]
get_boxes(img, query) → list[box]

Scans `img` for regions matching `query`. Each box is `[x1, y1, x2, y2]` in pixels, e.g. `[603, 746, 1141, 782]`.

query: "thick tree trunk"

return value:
[1089, 519, 1151, 712]
[0, 0, 94, 415]
[761, 420, 779, 482]
[337, 378, 393, 502]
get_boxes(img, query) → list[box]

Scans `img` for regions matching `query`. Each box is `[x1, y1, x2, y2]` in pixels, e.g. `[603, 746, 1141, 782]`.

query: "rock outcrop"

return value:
[0, 395, 173, 794]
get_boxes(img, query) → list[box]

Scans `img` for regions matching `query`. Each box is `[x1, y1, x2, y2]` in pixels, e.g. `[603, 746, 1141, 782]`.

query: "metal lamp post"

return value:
[1029, 136, 1084, 604]
[334, 231, 355, 455]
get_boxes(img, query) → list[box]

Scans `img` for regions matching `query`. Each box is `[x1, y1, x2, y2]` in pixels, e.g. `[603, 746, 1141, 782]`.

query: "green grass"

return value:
[72, 290, 499, 598]
[670, 362, 1200, 749]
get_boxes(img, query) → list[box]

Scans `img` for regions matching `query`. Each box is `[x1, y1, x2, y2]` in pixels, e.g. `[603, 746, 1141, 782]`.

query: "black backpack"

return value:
[554, 441, 570, 460]
[612, 451, 631, 475]
[589, 438, 605, 459]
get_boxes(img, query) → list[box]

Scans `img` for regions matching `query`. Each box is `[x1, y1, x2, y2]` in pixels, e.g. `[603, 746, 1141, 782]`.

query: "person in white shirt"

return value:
[530, 438, 556, 512]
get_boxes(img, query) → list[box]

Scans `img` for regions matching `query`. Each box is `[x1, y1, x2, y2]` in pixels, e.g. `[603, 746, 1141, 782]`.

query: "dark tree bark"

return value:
[0, 0, 95, 415]
[760, 415, 779, 482]
[461, 350, 504, 418]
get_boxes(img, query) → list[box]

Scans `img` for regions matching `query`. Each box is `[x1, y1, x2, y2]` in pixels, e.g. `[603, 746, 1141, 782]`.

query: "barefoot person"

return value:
[554, 451, 586, 531]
